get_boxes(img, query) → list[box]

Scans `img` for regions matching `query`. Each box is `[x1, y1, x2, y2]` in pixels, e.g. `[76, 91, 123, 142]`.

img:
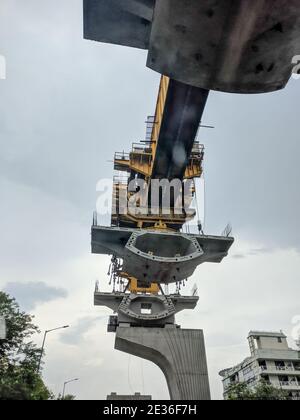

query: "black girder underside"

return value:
[151, 80, 209, 180]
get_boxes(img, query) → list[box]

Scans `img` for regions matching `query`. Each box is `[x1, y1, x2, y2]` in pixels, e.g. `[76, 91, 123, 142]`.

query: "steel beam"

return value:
[152, 80, 209, 180]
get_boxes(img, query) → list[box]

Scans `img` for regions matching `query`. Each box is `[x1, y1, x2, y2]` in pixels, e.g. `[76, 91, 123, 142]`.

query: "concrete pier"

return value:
[115, 326, 211, 400]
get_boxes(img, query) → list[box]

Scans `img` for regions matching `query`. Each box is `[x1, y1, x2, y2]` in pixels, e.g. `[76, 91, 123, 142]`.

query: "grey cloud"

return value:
[0, 0, 158, 213]
[203, 81, 300, 249]
[1, 0, 300, 253]
[231, 247, 274, 259]
[248, 248, 274, 256]
[205, 332, 246, 350]
[60, 315, 107, 346]
[3, 281, 68, 311]
[231, 254, 246, 259]
[1, 0, 300, 401]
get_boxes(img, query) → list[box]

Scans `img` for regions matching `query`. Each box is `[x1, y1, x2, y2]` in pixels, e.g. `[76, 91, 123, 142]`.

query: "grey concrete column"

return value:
[115, 326, 211, 400]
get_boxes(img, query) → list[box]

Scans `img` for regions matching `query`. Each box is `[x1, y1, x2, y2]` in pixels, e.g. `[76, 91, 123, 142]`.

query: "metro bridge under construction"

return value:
[83, 0, 300, 400]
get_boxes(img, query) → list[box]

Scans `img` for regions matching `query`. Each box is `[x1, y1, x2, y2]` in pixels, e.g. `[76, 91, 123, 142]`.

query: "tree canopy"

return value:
[226, 380, 289, 401]
[0, 291, 52, 400]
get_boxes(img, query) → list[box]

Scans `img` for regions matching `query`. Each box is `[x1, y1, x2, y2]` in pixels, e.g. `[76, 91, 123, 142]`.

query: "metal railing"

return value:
[113, 175, 129, 185]
[131, 143, 152, 154]
[260, 365, 298, 373]
[279, 380, 300, 387]
[114, 152, 130, 161]
[191, 142, 204, 154]
[276, 365, 293, 371]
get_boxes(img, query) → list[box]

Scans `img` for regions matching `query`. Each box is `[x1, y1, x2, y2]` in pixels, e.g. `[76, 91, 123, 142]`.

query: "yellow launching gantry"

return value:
[112, 76, 206, 233]
[91, 75, 232, 295]
[114, 77, 203, 180]
[108, 75, 210, 294]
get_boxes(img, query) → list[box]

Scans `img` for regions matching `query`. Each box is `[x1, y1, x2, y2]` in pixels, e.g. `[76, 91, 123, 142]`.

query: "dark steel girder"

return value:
[151, 80, 209, 180]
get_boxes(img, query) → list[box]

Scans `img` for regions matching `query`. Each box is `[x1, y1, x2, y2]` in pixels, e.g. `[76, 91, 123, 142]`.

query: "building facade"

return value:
[219, 331, 300, 400]
[107, 392, 152, 401]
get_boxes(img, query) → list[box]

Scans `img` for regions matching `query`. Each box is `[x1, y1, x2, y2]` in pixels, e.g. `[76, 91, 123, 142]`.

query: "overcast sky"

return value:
[0, 0, 300, 400]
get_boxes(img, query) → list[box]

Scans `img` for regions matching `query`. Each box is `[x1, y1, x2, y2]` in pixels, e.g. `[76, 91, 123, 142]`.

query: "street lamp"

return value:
[0, 316, 6, 340]
[37, 325, 69, 373]
[62, 378, 79, 399]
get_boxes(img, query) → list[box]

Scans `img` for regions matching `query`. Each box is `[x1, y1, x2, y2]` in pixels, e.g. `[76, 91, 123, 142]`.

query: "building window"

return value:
[294, 363, 300, 371]
[261, 374, 270, 385]
[278, 375, 289, 386]
[141, 303, 152, 315]
[278, 337, 282, 343]
[275, 361, 285, 371]
[259, 360, 267, 371]
[243, 367, 252, 375]
[230, 374, 239, 383]
[242, 364, 256, 382]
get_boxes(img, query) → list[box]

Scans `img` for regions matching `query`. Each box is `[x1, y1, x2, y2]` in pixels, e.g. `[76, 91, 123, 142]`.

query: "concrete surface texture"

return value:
[94, 292, 199, 327]
[84, 0, 300, 94]
[83, 0, 154, 49]
[115, 326, 211, 400]
[92, 226, 234, 284]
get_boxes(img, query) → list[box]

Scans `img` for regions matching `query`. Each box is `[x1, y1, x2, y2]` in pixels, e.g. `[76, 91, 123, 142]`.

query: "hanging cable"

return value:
[194, 177, 205, 235]
[127, 356, 134, 394]
[202, 164, 207, 232]
[140, 359, 145, 395]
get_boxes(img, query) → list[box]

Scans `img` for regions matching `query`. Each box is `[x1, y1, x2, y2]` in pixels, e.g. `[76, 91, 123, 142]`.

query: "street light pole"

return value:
[62, 378, 79, 399]
[37, 325, 69, 373]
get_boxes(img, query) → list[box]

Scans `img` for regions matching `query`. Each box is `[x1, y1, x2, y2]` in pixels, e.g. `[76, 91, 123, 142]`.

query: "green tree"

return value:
[0, 291, 52, 400]
[57, 393, 76, 400]
[226, 382, 254, 400]
[227, 380, 289, 401]
[253, 381, 289, 400]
